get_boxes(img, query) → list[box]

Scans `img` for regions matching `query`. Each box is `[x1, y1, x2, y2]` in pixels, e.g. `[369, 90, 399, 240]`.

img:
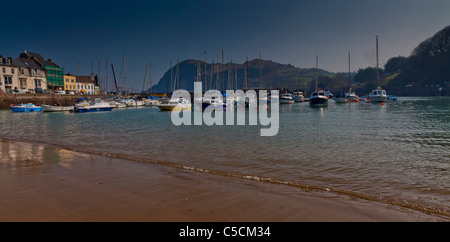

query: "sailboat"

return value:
[309, 55, 328, 107]
[368, 36, 388, 103]
[336, 52, 359, 103]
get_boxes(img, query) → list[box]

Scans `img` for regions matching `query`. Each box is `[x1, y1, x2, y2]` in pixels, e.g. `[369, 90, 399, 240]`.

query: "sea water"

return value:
[0, 96, 448, 216]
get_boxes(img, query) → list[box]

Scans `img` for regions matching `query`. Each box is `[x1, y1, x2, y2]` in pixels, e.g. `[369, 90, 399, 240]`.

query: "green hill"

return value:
[149, 59, 333, 94]
[149, 25, 450, 96]
[383, 25, 450, 95]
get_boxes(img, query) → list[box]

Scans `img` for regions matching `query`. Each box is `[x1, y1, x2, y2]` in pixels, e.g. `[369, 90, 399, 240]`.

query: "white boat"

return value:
[368, 36, 388, 103]
[280, 93, 295, 104]
[74, 99, 114, 112]
[158, 97, 191, 111]
[310, 90, 329, 106]
[337, 52, 360, 103]
[42, 104, 74, 112]
[144, 99, 161, 106]
[202, 96, 228, 109]
[368, 87, 388, 103]
[292, 91, 305, 102]
[310, 55, 329, 107]
[345, 90, 359, 102]
[125, 99, 144, 107]
[334, 94, 348, 103]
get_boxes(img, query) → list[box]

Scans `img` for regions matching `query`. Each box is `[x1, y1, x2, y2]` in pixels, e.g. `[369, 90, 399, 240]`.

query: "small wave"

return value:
[1, 136, 449, 218]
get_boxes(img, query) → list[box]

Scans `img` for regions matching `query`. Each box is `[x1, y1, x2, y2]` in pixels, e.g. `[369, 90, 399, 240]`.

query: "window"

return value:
[21, 69, 24, 75]
[35, 79, 41, 88]
[4, 76, 12, 85]
[66, 78, 69, 82]
[11, 68, 14, 74]
[2, 68, 5, 73]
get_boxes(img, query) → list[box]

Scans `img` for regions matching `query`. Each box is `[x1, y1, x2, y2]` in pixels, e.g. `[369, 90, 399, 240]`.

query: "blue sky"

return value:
[1, 0, 450, 92]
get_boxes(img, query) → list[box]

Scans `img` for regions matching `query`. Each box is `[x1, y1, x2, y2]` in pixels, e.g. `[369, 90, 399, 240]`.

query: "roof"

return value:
[77, 76, 95, 84]
[19, 51, 44, 60]
[0, 56, 13, 67]
[13, 58, 43, 70]
[37, 59, 61, 68]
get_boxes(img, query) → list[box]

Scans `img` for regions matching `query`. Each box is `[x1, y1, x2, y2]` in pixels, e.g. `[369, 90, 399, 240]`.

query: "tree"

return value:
[384, 56, 408, 73]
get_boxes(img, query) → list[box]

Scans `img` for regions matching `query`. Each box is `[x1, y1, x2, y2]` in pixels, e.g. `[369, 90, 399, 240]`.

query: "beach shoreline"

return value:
[0, 138, 446, 222]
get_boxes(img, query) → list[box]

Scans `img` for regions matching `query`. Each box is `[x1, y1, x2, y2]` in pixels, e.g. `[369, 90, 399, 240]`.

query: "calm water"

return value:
[1, 97, 449, 216]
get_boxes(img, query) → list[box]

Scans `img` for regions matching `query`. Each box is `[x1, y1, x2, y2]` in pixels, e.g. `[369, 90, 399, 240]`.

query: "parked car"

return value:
[13, 89, 27, 94]
[68, 91, 75, 95]
[0, 89, 4, 94]
[54, 90, 65, 94]
[35, 88, 51, 94]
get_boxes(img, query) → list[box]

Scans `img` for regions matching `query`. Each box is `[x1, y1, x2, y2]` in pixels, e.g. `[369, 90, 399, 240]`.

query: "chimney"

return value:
[48, 59, 52, 62]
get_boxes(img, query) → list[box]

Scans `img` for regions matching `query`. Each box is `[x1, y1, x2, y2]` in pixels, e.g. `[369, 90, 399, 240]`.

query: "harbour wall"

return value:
[0, 94, 103, 109]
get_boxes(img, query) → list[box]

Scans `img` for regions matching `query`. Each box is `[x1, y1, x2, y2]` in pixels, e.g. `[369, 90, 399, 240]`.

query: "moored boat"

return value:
[144, 99, 161, 107]
[42, 104, 74, 112]
[368, 36, 389, 103]
[74, 99, 114, 112]
[368, 87, 388, 103]
[310, 55, 329, 107]
[125, 99, 144, 107]
[202, 96, 228, 110]
[334, 94, 348, 103]
[10, 103, 42, 112]
[280, 93, 295, 104]
[309, 90, 329, 106]
[158, 97, 191, 111]
[292, 91, 305, 102]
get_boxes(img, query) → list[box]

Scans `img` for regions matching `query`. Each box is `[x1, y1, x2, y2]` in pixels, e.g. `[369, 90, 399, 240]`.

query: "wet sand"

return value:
[0, 139, 445, 222]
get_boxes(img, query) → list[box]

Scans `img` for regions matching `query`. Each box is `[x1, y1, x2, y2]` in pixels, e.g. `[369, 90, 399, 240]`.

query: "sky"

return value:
[1, 0, 450, 92]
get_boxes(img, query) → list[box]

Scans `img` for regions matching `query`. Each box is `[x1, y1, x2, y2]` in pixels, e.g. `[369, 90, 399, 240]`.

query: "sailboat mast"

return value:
[222, 50, 224, 92]
[230, 60, 233, 90]
[105, 59, 108, 94]
[376, 35, 380, 88]
[150, 63, 152, 94]
[348, 52, 351, 89]
[146, 64, 149, 96]
[235, 60, 237, 90]
[123, 55, 127, 95]
[211, 60, 214, 91]
[170, 60, 173, 93]
[316, 54, 318, 90]
[259, 54, 263, 90]
[98, 61, 101, 94]
[245, 57, 249, 90]
[77, 62, 79, 91]
[176, 60, 179, 90]
[204, 51, 207, 91]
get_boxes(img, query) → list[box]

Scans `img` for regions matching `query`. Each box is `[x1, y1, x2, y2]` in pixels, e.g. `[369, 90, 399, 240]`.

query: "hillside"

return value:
[148, 25, 450, 96]
[383, 25, 450, 95]
[149, 59, 333, 94]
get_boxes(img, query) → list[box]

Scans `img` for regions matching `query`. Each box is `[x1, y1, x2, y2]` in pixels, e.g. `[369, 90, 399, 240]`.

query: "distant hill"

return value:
[149, 59, 333, 94]
[148, 25, 450, 96]
[383, 25, 450, 95]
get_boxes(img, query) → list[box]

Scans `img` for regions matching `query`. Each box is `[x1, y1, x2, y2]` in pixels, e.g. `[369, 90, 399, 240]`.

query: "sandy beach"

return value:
[0, 138, 446, 222]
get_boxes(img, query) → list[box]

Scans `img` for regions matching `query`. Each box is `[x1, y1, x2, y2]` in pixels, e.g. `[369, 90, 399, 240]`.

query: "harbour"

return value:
[2, 0, 450, 226]
[1, 96, 449, 220]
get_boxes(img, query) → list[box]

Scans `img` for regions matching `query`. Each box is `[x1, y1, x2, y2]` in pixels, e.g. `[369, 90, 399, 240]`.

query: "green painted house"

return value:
[19, 50, 64, 91]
